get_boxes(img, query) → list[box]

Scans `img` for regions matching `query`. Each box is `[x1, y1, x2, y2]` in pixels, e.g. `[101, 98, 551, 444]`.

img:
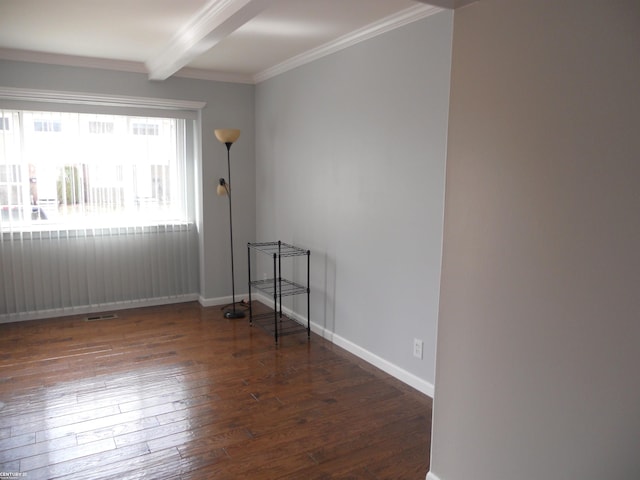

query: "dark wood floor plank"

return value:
[118, 450, 186, 480]
[69, 448, 183, 480]
[25, 441, 151, 479]
[171, 446, 231, 479]
[33, 402, 176, 442]
[76, 415, 159, 445]
[366, 444, 431, 480]
[1, 433, 76, 464]
[19, 437, 115, 472]
[0, 459, 20, 473]
[0, 432, 35, 451]
[9, 404, 121, 436]
[0, 301, 432, 479]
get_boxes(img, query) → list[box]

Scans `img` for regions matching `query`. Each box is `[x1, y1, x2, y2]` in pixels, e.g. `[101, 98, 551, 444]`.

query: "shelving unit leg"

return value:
[307, 250, 310, 338]
[278, 241, 283, 318]
[247, 243, 253, 325]
[272, 252, 278, 343]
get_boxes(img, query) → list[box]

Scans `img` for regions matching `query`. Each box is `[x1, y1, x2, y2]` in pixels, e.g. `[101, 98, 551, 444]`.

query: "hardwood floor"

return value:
[0, 302, 432, 479]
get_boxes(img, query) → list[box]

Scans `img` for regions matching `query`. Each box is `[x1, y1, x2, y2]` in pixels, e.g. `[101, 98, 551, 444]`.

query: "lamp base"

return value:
[224, 310, 246, 319]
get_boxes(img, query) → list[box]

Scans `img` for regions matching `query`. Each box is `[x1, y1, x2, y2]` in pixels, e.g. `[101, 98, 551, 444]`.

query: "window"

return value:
[34, 119, 62, 132]
[131, 122, 159, 136]
[0, 165, 25, 221]
[0, 90, 202, 320]
[88, 121, 114, 134]
[0, 164, 21, 183]
[0, 110, 190, 230]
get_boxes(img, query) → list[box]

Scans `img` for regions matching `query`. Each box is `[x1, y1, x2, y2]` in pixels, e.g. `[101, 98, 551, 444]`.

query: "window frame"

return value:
[0, 87, 204, 234]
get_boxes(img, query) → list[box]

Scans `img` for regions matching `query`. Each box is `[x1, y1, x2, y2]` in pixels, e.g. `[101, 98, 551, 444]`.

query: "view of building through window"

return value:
[0, 110, 187, 229]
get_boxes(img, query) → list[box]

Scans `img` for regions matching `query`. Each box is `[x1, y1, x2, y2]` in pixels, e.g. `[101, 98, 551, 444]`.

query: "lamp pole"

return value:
[222, 141, 243, 318]
[215, 128, 245, 319]
[215, 129, 244, 319]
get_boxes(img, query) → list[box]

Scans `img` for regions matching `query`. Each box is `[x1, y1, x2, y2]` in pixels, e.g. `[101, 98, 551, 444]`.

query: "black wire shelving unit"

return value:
[247, 241, 310, 343]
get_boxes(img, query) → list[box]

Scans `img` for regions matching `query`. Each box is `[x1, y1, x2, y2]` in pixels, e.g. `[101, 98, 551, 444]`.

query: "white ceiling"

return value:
[0, 0, 469, 84]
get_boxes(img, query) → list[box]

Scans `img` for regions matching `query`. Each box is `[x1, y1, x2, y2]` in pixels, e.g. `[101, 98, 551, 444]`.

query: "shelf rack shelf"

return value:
[249, 278, 307, 297]
[247, 241, 310, 343]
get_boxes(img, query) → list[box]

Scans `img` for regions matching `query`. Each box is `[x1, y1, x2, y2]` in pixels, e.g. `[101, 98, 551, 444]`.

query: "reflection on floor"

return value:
[0, 301, 432, 479]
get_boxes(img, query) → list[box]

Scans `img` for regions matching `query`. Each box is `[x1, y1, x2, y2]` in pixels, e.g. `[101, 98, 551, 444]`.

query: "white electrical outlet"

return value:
[413, 338, 423, 359]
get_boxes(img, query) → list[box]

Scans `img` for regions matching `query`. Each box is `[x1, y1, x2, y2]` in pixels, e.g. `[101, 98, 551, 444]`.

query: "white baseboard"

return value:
[198, 292, 249, 308]
[426, 472, 442, 480]
[0, 294, 200, 324]
[253, 293, 434, 398]
[333, 333, 434, 397]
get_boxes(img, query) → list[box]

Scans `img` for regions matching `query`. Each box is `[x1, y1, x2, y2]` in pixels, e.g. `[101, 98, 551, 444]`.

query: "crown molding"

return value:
[0, 48, 254, 85]
[253, 3, 444, 83]
[0, 48, 147, 74]
[0, 86, 206, 111]
[175, 66, 254, 84]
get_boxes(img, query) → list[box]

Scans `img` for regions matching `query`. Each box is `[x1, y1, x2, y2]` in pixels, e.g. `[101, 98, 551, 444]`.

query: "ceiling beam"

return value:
[145, 0, 276, 81]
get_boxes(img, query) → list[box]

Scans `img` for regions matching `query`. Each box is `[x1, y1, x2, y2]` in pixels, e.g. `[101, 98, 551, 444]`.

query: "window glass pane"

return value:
[132, 122, 159, 136]
[88, 121, 114, 134]
[34, 119, 62, 132]
[0, 110, 189, 230]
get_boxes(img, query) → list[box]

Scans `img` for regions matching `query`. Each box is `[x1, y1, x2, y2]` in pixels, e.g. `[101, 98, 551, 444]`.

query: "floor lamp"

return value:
[215, 128, 245, 319]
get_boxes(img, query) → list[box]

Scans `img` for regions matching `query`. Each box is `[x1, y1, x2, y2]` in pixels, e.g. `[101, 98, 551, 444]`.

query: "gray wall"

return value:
[255, 11, 453, 390]
[430, 1, 640, 479]
[0, 60, 256, 307]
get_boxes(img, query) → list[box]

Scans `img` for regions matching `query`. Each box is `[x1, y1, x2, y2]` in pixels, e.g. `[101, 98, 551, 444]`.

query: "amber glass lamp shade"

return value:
[214, 129, 240, 145]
